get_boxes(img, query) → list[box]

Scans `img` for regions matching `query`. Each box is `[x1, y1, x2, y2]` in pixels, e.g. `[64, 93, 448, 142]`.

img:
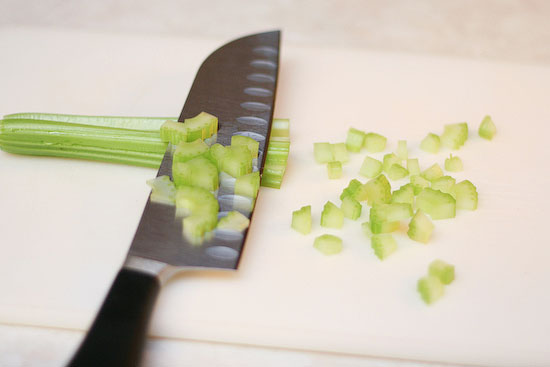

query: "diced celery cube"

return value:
[364, 174, 391, 206]
[441, 122, 468, 150]
[416, 188, 456, 220]
[421, 163, 444, 181]
[429, 259, 455, 285]
[327, 161, 343, 179]
[173, 139, 209, 164]
[407, 158, 420, 176]
[364, 132, 387, 152]
[146, 175, 176, 205]
[478, 115, 496, 140]
[314, 142, 333, 163]
[452, 180, 478, 210]
[217, 211, 250, 232]
[160, 120, 187, 145]
[232, 135, 259, 158]
[235, 171, 260, 199]
[371, 234, 397, 260]
[410, 175, 431, 195]
[390, 183, 414, 205]
[345, 127, 366, 152]
[292, 205, 312, 234]
[341, 196, 362, 220]
[359, 156, 383, 178]
[388, 163, 409, 181]
[330, 143, 349, 163]
[396, 140, 408, 160]
[445, 154, 463, 172]
[320, 201, 344, 229]
[221, 145, 253, 178]
[431, 175, 455, 194]
[417, 275, 444, 305]
[314, 234, 343, 255]
[407, 210, 434, 244]
[420, 133, 440, 153]
[383, 153, 401, 173]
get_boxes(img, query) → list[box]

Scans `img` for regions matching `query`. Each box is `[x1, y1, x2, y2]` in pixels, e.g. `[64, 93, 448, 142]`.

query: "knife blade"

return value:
[67, 30, 280, 367]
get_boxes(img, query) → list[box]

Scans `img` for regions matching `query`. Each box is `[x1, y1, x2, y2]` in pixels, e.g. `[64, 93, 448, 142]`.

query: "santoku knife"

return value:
[67, 30, 280, 367]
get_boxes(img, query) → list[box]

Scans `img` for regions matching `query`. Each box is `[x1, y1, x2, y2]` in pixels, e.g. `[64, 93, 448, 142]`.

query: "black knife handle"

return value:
[67, 267, 160, 367]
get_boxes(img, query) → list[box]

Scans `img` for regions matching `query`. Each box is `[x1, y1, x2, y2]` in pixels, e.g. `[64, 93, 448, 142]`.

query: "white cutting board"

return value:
[1, 28, 550, 367]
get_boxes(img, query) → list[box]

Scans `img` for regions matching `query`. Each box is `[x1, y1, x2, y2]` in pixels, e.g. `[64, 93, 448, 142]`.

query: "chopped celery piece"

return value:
[320, 201, 344, 229]
[340, 179, 368, 202]
[370, 203, 413, 233]
[330, 143, 349, 163]
[429, 260, 455, 285]
[271, 118, 290, 140]
[396, 140, 408, 160]
[431, 175, 456, 194]
[327, 161, 343, 179]
[261, 163, 286, 189]
[364, 132, 387, 152]
[440, 122, 468, 150]
[217, 211, 250, 232]
[345, 127, 366, 152]
[146, 175, 176, 205]
[371, 234, 397, 260]
[452, 180, 478, 210]
[359, 156, 383, 178]
[416, 188, 456, 220]
[361, 221, 373, 237]
[183, 213, 218, 245]
[421, 163, 444, 181]
[417, 275, 444, 305]
[173, 156, 219, 191]
[388, 163, 409, 181]
[407, 158, 420, 176]
[235, 171, 260, 199]
[410, 175, 431, 195]
[175, 186, 219, 217]
[221, 145, 253, 178]
[383, 153, 401, 173]
[445, 154, 463, 172]
[160, 112, 218, 145]
[173, 139, 209, 164]
[292, 205, 312, 235]
[407, 210, 434, 244]
[160, 120, 187, 145]
[314, 234, 343, 255]
[364, 174, 391, 206]
[176, 185, 218, 243]
[391, 183, 414, 205]
[314, 142, 333, 163]
[341, 196, 362, 220]
[231, 135, 259, 159]
[183, 112, 218, 141]
[478, 115, 496, 140]
[207, 143, 228, 169]
[420, 133, 440, 153]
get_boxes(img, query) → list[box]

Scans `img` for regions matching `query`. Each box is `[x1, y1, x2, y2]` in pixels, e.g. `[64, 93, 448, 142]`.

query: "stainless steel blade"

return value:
[128, 31, 280, 273]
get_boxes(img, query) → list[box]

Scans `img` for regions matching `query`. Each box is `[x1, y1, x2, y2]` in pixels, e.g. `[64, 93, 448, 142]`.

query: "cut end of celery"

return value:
[407, 210, 434, 244]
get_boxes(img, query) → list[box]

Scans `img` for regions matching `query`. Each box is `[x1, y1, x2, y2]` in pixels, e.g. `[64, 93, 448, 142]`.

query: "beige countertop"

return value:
[2, 0, 550, 66]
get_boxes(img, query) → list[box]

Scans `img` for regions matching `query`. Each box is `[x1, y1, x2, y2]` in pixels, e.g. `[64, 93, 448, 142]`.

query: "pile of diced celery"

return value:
[148, 113, 290, 244]
[291, 115, 497, 304]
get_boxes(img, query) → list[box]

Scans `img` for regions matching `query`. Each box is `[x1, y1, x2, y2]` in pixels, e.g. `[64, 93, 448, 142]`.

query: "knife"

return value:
[67, 30, 280, 367]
